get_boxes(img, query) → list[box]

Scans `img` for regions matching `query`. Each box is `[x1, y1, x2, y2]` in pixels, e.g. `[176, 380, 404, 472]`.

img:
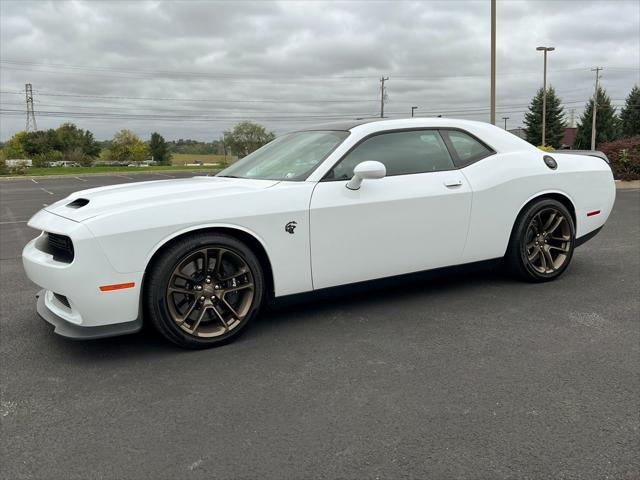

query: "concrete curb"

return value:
[614, 180, 640, 190]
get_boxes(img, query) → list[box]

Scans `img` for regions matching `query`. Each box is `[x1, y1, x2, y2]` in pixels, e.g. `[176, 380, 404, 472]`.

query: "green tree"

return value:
[574, 87, 622, 149]
[620, 85, 640, 137]
[106, 129, 150, 163]
[2, 131, 28, 158]
[223, 121, 275, 158]
[149, 132, 171, 165]
[22, 129, 60, 158]
[56, 123, 100, 164]
[523, 86, 566, 148]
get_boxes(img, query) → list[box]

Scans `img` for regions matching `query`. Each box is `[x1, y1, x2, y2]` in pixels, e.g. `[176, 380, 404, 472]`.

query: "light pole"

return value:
[502, 116, 509, 130]
[490, 0, 496, 125]
[411, 106, 418, 117]
[536, 46, 555, 146]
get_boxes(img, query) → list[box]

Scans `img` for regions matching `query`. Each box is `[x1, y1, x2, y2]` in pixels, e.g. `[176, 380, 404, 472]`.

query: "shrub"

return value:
[9, 161, 29, 175]
[599, 136, 640, 180]
[33, 150, 63, 168]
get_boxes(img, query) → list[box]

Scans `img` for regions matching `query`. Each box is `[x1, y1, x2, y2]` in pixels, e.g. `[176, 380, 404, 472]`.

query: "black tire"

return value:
[506, 198, 576, 282]
[144, 232, 264, 348]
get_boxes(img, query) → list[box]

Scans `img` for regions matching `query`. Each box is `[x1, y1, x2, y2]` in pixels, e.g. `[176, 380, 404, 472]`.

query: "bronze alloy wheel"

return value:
[166, 247, 255, 338]
[523, 207, 572, 275]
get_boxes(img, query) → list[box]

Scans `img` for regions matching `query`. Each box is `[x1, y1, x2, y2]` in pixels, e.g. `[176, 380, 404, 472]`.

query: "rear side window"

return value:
[327, 130, 455, 180]
[442, 130, 493, 167]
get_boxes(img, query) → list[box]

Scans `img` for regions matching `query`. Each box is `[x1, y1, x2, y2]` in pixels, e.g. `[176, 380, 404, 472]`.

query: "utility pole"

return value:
[502, 116, 509, 130]
[536, 46, 555, 146]
[25, 83, 37, 132]
[411, 106, 418, 117]
[591, 67, 603, 150]
[490, 0, 496, 125]
[380, 76, 389, 118]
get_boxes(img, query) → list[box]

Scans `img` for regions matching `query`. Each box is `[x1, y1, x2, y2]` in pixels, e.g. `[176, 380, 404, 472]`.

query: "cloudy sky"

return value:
[1, 0, 638, 141]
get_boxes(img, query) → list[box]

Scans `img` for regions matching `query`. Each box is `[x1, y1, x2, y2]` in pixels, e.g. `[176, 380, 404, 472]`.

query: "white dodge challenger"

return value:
[23, 118, 616, 348]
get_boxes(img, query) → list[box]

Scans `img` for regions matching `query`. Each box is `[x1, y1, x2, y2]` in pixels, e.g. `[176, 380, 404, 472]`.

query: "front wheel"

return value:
[506, 199, 576, 282]
[144, 233, 264, 348]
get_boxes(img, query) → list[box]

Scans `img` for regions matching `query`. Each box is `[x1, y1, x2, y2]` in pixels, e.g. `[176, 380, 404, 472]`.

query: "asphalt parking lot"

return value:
[1, 174, 638, 479]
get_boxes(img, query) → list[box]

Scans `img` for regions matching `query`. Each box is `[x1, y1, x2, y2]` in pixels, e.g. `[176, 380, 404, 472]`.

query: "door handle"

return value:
[443, 179, 463, 187]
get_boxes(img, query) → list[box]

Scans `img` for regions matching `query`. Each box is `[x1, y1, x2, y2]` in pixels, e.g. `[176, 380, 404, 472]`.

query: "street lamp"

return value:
[411, 106, 418, 117]
[536, 46, 555, 146]
[502, 116, 510, 130]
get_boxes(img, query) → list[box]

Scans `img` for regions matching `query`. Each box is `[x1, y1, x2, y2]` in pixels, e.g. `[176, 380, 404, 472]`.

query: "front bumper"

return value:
[22, 209, 144, 334]
[36, 290, 141, 339]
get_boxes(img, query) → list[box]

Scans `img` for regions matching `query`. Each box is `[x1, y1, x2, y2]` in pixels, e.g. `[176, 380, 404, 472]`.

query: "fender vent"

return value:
[67, 198, 89, 209]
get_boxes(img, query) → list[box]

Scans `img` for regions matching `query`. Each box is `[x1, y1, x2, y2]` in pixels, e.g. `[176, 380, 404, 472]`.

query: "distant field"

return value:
[1, 165, 221, 177]
[171, 153, 233, 165]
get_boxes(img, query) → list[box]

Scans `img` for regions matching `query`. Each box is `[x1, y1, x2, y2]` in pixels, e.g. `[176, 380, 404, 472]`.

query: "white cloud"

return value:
[1, 0, 638, 140]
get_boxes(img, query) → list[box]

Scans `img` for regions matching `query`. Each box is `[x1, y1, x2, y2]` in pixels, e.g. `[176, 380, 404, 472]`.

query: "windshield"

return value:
[217, 130, 349, 181]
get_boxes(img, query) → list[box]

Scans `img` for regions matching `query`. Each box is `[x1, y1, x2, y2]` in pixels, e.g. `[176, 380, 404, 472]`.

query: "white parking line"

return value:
[115, 175, 134, 180]
[154, 173, 175, 178]
[40, 188, 54, 195]
[31, 178, 39, 184]
[0, 220, 28, 225]
[75, 176, 87, 182]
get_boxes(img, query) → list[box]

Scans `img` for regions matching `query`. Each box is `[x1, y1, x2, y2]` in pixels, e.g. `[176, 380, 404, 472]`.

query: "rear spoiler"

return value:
[551, 150, 610, 164]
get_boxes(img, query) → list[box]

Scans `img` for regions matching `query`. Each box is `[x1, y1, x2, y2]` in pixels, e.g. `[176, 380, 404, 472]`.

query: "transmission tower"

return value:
[25, 83, 37, 131]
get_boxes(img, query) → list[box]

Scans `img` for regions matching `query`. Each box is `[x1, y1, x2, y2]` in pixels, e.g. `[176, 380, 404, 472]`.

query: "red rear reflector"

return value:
[587, 210, 601, 217]
[99, 282, 135, 292]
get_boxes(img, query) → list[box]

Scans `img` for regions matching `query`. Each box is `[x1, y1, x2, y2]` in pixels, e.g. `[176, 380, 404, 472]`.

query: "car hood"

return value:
[44, 176, 280, 222]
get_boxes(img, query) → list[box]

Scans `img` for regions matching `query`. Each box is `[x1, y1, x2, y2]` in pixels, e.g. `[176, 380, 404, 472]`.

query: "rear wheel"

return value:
[144, 233, 264, 348]
[506, 199, 575, 282]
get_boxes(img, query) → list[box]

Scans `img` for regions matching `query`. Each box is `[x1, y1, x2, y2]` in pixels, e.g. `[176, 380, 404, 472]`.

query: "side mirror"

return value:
[346, 161, 386, 190]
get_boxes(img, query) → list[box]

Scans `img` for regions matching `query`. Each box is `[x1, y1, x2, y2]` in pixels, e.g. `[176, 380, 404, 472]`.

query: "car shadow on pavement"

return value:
[44, 260, 510, 361]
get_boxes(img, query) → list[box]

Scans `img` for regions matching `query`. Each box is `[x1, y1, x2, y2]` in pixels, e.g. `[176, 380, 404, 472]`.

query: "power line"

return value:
[0, 90, 378, 104]
[2, 59, 636, 80]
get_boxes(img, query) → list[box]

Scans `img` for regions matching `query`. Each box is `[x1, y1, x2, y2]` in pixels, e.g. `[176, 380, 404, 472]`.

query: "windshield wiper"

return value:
[216, 175, 243, 178]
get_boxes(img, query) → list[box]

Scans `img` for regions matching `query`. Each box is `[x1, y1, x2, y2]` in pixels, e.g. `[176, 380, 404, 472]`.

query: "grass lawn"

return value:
[172, 153, 233, 165]
[2, 164, 224, 177]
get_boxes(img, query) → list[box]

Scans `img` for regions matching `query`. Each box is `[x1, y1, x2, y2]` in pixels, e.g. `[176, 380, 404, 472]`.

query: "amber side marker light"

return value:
[99, 282, 135, 292]
[587, 210, 601, 217]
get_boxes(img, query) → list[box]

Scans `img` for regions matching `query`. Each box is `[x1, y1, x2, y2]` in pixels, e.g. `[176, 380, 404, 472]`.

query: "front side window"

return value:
[327, 130, 454, 180]
[217, 130, 349, 181]
[442, 130, 493, 167]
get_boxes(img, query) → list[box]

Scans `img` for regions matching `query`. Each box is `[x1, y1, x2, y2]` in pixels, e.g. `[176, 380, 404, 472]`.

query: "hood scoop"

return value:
[66, 198, 90, 209]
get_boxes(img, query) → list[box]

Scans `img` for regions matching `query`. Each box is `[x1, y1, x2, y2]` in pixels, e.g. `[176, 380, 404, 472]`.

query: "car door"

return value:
[309, 129, 472, 290]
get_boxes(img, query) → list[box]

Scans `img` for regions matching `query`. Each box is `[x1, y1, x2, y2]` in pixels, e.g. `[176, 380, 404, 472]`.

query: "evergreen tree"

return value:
[523, 86, 566, 148]
[149, 132, 171, 165]
[574, 86, 621, 149]
[620, 85, 640, 137]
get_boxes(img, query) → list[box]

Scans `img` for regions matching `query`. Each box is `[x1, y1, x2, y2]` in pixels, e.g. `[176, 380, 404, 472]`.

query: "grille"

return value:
[47, 233, 75, 263]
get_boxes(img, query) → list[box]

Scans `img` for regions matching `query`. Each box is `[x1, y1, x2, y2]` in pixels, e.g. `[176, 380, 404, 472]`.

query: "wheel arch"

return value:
[506, 191, 577, 253]
[143, 224, 275, 299]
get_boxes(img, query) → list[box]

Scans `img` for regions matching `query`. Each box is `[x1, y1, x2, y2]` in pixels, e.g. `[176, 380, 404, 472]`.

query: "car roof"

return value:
[299, 117, 502, 132]
[296, 117, 538, 153]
